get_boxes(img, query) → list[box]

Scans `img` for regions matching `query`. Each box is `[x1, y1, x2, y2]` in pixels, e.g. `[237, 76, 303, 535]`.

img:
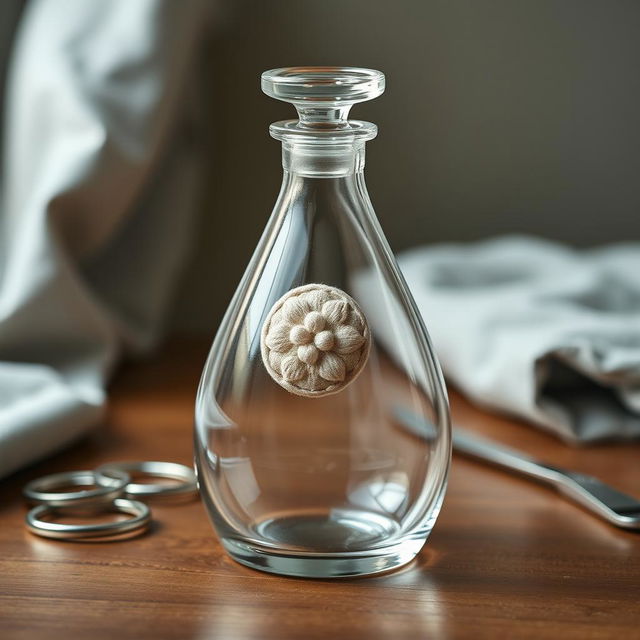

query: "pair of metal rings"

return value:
[23, 461, 197, 540]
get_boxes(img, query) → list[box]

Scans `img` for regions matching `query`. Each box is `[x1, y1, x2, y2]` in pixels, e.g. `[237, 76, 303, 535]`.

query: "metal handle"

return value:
[394, 407, 640, 531]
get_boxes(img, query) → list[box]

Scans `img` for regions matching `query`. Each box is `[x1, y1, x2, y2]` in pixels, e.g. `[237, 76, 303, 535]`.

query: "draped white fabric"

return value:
[397, 237, 640, 443]
[0, 0, 210, 478]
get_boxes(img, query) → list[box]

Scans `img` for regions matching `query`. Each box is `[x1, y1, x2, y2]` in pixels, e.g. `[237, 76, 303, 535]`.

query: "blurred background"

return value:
[175, 0, 640, 332]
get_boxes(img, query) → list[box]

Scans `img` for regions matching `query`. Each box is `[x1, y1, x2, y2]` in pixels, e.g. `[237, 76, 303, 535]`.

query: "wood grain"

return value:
[1, 339, 639, 640]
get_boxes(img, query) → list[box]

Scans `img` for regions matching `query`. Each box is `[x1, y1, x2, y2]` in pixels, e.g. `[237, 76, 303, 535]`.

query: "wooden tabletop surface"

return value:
[1, 339, 639, 640]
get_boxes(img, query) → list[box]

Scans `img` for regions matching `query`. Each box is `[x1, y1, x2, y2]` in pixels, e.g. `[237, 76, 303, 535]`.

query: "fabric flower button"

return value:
[261, 283, 371, 397]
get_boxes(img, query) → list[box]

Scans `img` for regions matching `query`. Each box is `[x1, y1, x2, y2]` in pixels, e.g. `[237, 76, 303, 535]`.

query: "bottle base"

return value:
[221, 509, 426, 578]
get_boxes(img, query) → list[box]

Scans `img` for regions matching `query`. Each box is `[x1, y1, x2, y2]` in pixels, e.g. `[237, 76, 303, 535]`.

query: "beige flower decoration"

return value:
[261, 284, 371, 397]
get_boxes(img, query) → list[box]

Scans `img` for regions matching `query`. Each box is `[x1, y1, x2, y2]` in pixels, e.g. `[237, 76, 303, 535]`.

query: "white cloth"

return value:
[397, 236, 640, 443]
[0, 0, 210, 479]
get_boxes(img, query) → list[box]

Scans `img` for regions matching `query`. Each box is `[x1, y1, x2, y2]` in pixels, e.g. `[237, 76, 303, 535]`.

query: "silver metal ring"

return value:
[25, 498, 151, 540]
[94, 461, 198, 498]
[23, 469, 130, 507]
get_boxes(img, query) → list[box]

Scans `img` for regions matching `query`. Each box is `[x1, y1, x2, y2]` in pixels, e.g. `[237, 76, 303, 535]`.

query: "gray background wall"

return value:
[172, 0, 640, 332]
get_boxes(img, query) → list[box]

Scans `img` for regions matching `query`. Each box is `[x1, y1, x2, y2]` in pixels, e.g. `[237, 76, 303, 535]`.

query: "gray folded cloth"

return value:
[0, 0, 210, 480]
[397, 236, 640, 444]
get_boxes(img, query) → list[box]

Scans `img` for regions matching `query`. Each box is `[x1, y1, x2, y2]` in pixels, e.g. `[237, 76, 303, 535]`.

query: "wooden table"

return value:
[1, 340, 639, 640]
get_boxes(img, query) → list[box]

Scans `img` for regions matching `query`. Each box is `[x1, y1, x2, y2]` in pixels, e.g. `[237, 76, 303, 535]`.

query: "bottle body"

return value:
[195, 147, 451, 577]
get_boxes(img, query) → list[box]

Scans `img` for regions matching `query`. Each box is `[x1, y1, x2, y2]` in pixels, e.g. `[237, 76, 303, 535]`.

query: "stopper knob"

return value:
[261, 67, 385, 128]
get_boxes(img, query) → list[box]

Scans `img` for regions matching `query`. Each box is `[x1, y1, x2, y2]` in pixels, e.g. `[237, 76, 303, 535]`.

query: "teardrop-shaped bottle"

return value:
[195, 67, 451, 578]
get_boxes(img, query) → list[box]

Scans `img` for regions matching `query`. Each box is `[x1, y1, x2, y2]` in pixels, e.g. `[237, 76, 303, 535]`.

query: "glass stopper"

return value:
[261, 67, 385, 129]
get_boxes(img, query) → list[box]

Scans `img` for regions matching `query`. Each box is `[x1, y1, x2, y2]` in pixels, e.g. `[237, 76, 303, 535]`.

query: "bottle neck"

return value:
[281, 141, 366, 178]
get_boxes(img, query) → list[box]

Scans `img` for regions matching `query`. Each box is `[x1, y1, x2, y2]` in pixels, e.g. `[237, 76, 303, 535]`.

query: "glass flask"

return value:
[195, 67, 451, 578]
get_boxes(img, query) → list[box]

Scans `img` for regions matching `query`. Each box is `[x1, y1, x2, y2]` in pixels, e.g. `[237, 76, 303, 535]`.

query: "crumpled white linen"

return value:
[0, 0, 210, 479]
[395, 236, 640, 443]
